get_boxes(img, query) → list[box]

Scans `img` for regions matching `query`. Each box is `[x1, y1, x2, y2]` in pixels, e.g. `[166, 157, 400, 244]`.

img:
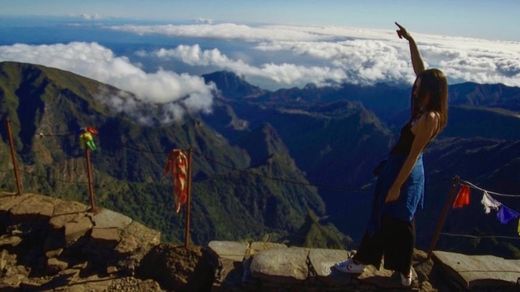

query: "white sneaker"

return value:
[333, 258, 366, 274]
[400, 270, 413, 287]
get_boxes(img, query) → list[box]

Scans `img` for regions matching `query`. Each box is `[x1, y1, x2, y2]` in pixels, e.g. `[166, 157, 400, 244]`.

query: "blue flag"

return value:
[497, 205, 520, 224]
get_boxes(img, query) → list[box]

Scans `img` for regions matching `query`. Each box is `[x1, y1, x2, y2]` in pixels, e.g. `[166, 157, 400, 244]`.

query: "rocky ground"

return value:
[0, 192, 163, 291]
[1, 192, 519, 291]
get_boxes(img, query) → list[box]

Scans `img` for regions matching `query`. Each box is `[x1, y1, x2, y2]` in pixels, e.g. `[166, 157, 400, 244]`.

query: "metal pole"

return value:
[428, 175, 461, 258]
[184, 148, 193, 249]
[84, 148, 97, 212]
[4, 119, 23, 195]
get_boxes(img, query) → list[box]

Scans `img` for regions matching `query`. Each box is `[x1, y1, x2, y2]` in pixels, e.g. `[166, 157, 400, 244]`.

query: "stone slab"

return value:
[0, 194, 33, 213]
[0, 235, 22, 248]
[208, 241, 248, 262]
[64, 215, 93, 245]
[249, 242, 287, 256]
[250, 247, 310, 282]
[308, 248, 350, 277]
[91, 208, 132, 229]
[433, 250, 520, 289]
[90, 227, 121, 244]
[9, 195, 57, 220]
[53, 200, 87, 216]
[50, 213, 82, 230]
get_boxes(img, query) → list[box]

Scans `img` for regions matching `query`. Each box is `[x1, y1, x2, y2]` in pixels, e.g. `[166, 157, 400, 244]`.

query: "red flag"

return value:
[164, 149, 189, 213]
[453, 184, 471, 208]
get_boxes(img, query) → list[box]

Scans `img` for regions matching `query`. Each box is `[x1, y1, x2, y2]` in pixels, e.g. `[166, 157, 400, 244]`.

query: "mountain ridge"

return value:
[2, 61, 520, 259]
[0, 61, 337, 247]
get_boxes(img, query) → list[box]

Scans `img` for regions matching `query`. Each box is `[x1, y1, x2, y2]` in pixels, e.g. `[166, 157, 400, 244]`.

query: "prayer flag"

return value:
[453, 184, 471, 208]
[496, 205, 520, 224]
[481, 191, 501, 214]
[79, 127, 98, 151]
[164, 149, 190, 213]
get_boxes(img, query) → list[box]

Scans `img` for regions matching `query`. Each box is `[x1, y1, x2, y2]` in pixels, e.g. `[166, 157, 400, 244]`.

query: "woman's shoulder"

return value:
[411, 111, 440, 132]
[413, 111, 439, 123]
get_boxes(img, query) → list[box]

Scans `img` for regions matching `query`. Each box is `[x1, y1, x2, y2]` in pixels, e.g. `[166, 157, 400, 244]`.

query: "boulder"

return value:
[50, 200, 88, 230]
[9, 194, 57, 221]
[433, 250, 520, 289]
[53, 200, 87, 216]
[208, 241, 249, 290]
[250, 247, 310, 283]
[138, 244, 216, 291]
[0, 193, 33, 213]
[208, 240, 248, 262]
[308, 248, 350, 277]
[50, 214, 78, 230]
[90, 227, 121, 246]
[115, 234, 139, 255]
[249, 242, 287, 256]
[114, 221, 162, 275]
[91, 208, 132, 229]
[63, 215, 93, 245]
[116, 220, 161, 255]
[0, 235, 22, 248]
[47, 257, 69, 273]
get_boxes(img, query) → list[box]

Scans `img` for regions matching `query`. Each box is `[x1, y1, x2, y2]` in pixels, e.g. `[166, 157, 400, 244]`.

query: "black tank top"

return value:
[390, 120, 415, 155]
[390, 114, 436, 156]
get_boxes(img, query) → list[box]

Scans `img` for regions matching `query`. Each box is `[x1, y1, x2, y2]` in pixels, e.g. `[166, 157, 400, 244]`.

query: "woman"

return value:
[334, 22, 448, 287]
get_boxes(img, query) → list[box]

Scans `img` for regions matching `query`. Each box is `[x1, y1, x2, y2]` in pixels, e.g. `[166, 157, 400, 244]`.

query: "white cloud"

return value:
[148, 44, 347, 86]
[80, 13, 102, 20]
[113, 22, 520, 87]
[0, 42, 215, 123]
[110, 23, 337, 42]
[194, 18, 214, 25]
[256, 40, 415, 84]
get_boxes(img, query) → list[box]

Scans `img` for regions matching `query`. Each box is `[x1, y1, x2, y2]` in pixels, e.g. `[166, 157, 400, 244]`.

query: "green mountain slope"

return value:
[0, 61, 338, 245]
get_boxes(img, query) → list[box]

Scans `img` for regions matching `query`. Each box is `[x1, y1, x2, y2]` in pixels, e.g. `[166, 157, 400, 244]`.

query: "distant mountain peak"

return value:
[202, 71, 264, 100]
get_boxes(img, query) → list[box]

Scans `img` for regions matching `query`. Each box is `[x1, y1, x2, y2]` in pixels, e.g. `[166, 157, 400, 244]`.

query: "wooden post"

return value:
[428, 175, 461, 258]
[84, 148, 97, 212]
[4, 119, 23, 195]
[184, 148, 193, 249]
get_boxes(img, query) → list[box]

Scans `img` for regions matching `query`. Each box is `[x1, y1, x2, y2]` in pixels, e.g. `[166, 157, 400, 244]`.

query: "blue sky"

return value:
[1, 0, 520, 41]
[1, 0, 520, 114]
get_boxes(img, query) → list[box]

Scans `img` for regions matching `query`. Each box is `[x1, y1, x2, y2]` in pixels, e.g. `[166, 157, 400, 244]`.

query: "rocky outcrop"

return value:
[0, 192, 162, 291]
[138, 244, 217, 291]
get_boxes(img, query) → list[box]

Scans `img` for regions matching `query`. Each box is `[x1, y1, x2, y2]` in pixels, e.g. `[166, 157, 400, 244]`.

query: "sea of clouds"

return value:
[116, 23, 520, 87]
[1, 22, 519, 122]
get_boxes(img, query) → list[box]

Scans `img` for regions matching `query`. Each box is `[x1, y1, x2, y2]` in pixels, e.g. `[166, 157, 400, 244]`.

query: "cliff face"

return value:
[2, 192, 520, 291]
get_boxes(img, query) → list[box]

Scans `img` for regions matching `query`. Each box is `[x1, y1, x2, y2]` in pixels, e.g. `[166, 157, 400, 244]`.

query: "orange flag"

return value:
[453, 184, 471, 208]
[164, 149, 189, 213]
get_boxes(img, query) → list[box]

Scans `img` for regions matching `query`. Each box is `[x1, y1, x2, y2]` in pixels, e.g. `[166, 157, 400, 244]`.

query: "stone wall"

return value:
[1, 192, 519, 291]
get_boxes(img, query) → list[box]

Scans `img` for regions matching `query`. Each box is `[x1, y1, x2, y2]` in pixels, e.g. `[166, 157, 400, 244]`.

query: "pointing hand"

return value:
[395, 22, 413, 41]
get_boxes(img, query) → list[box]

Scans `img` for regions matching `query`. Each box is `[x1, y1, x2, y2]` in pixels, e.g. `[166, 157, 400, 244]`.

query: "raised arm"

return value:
[396, 22, 425, 76]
